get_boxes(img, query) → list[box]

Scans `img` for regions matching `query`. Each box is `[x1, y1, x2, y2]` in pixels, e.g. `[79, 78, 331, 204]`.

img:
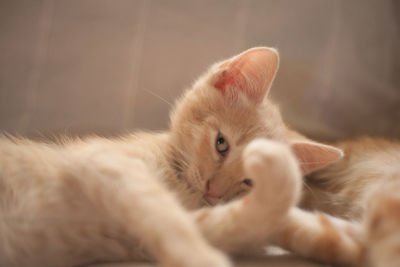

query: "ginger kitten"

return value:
[0, 47, 362, 267]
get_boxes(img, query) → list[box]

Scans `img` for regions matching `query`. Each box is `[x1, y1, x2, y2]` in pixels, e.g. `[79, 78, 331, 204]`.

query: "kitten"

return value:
[300, 137, 400, 267]
[0, 47, 362, 267]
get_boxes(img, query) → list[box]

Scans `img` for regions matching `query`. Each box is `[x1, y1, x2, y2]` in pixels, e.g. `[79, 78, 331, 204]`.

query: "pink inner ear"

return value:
[291, 141, 344, 175]
[214, 66, 246, 97]
[213, 47, 279, 103]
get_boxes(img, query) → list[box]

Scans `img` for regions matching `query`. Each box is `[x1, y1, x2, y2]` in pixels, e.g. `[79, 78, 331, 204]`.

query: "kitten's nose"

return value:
[205, 180, 223, 199]
[205, 188, 221, 198]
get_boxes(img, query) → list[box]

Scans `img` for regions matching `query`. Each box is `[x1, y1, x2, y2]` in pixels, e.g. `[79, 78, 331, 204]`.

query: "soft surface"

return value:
[90, 254, 328, 267]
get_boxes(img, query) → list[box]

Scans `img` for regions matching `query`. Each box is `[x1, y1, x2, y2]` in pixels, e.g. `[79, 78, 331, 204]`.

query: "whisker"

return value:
[143, 88, 173, 107]
[302, 180, 317, 200]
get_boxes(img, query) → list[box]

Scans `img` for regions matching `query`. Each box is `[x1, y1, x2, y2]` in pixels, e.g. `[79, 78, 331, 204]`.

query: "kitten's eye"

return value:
[242, 178, 253, 187]
[216, 134, 229, 154]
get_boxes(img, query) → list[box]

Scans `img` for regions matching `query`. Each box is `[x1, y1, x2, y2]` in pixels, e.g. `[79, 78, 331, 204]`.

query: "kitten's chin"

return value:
[203, 195, 222, 206]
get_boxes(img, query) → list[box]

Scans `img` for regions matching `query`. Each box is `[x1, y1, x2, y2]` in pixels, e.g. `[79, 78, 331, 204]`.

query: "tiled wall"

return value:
[1, 0, 399, 140]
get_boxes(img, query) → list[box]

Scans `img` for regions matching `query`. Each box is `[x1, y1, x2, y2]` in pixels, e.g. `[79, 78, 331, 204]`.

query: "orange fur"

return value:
[301, 137, 400, 266]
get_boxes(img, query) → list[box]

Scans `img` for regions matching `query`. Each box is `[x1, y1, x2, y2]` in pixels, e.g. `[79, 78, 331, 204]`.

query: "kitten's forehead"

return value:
[170, 69, 286, 143]
[204, 94, 285, 144]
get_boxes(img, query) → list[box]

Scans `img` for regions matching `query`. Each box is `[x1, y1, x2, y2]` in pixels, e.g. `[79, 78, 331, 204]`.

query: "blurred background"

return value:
[1, 0, 399, 141]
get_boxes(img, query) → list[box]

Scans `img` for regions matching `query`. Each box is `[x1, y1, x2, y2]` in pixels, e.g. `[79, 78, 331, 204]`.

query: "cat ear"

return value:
[291, 141, 344, 175]
[211, 47, 279, 104]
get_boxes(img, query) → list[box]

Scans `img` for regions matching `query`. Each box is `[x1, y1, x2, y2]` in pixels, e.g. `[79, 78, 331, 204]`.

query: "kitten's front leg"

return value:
[192, 139, 302, 252]
[191, 139, 365, 266]
[271, 207, 365, 265]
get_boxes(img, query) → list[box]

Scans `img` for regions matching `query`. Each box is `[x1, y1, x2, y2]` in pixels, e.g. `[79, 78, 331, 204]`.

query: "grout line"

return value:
[317, 0, 342, 102]
[233, 0, 248, 53]
[121, 0, 150, 131]
[19, 0, 54, 134]
[381, 1, 396, 96]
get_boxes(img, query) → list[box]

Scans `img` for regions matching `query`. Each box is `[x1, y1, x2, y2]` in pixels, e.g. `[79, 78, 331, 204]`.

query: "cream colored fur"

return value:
[0, 47, 363, 266]
[301, 137, 400, 266]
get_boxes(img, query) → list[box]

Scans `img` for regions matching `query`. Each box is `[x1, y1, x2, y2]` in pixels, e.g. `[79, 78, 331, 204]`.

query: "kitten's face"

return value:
[170, 48, 286, 204]
[169, 47, 343, 206]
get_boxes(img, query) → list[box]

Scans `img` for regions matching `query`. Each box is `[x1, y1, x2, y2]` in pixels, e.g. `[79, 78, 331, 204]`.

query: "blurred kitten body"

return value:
[301, 137, 400, 267]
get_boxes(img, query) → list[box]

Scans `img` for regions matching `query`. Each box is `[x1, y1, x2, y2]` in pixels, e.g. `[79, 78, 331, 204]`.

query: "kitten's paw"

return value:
[243, 139, 294, 176]
[242, 139, 301, 206]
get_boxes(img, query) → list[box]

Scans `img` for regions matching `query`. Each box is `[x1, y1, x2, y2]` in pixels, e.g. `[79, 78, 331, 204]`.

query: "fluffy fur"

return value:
[301, 137, 400, 266]
[0, 47, 363, 267]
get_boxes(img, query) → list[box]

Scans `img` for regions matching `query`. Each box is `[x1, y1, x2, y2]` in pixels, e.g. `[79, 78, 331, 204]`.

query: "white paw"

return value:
[242, 138, 301, 205]
[243, 139, 292, 173]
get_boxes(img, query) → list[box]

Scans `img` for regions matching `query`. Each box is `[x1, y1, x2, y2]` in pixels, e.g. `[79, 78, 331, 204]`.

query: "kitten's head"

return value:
[169, 47, 342, 205]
